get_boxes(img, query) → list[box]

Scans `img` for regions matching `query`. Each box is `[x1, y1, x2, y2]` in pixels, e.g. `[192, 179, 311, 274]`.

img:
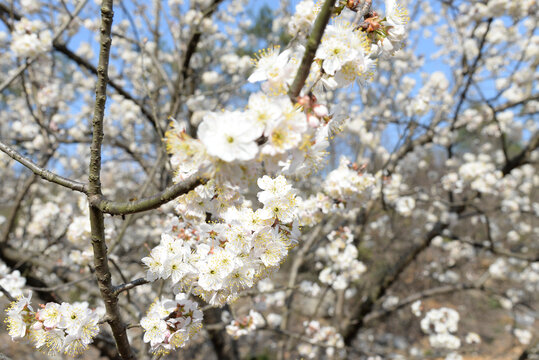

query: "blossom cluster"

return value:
[420, 307, 461, 350]
[5, 294, 100, 356]
[323, 157, 376, 209]
[316, 20, 376, 88]
[140, 0, 410, 354]
[143, 176, 300, 306]
[10, 18, 51, 58]
[225, 310, 265, 338]
[298, 320, 345, 359]
[442, 153, 502, 194]
[315, 226, 367, 290]
[140, 293, 203, 355]
[0, 261, 26, 299]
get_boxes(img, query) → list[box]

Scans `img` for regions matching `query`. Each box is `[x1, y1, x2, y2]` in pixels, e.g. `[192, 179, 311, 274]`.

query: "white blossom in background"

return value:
[420, 307, 462, 350]
[298, 320, 345, 359]
[411, 300, 422, 317]
[315, 227, 367, 290]
[395, 196, 415, 217]
[10, 18, 51, 57]
[465, 332, 481, 344]
[0, 262, 26, 299]
[226, 310, 265, 338]
[323, 157, 376, 209]
[288, 0, 317, 36]
[21, 0, 41, 13]
[445, 353, 463, 360]
[514, 328, 532, 345]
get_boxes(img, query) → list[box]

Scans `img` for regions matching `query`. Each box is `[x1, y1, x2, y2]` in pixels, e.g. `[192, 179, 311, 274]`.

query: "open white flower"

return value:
[384, 0, 408, 27]
[317, 22, 360, 75]
[140, 315, 168, 346]
[198, 111, 261, 162]
[248, 46, 292, 84]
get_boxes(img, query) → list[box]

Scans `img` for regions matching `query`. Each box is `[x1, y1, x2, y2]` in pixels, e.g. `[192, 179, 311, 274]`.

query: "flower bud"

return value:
[313, 104, 329, 118]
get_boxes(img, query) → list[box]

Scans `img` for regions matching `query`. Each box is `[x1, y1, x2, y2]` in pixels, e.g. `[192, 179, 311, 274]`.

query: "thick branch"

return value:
[288, 0, 335, 100]
[364, 283, 483, 324]
[0, 141, 87, 193]
[90, 176, 204, 215]
[502, 131, 539, 175]
[87, 1, 135, 359]
[343, 221, 448, 345]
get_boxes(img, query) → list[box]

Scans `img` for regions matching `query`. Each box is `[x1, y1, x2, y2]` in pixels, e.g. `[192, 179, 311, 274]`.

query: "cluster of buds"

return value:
[297, 94, 330, 128]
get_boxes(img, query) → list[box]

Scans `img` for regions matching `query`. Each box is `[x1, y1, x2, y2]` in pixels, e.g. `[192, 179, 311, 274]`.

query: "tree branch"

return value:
[0, 141, 87, 193]
[502, 130, 539, 175]
[52, 42, 160, 133]
[113, 277, 149, 296]
[364, 282, 484, 324]
[87, 1, 135, 359]
[343, 221, 448, 345]
[169, 0, 224, 119]
[89, 176, 204, 215]
[288, 0, 335, 100]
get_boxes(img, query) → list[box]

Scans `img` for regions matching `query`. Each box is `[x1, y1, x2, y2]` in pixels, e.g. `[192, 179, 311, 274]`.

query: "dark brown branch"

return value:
[1, 169, 39, 246]
[502, 131, 539, 175]
[169, 0, 224, 119]
[343, 221, 448, 345]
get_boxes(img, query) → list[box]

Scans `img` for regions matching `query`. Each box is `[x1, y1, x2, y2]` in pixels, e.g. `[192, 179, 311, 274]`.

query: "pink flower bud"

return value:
[313, 104, 328, 118]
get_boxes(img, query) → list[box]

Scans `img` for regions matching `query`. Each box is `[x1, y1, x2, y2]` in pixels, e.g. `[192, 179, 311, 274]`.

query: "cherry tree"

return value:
[0, 0, 537, 359]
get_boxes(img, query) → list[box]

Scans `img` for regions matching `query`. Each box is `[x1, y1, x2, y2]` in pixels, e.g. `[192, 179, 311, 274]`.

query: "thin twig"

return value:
[0, 141, 87, 193]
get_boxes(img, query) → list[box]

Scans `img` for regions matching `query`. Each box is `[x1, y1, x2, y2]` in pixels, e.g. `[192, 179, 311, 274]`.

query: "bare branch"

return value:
[502, 130, 539, 175]
[113, 278, 149, 296]
[0, 141, 87, 193]
[90, 176, 204, 215]
[87, 1, 135, 359]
